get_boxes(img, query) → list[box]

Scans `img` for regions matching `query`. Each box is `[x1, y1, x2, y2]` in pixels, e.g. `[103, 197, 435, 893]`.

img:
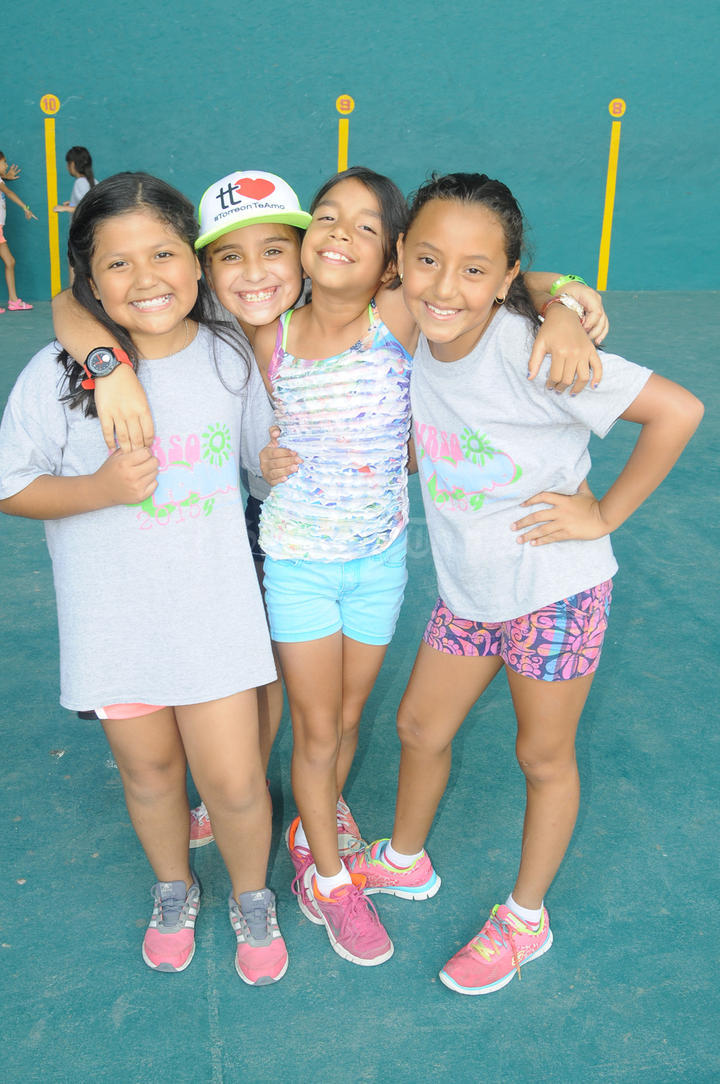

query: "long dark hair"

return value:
[60, 172, 251, 415]
[310, 166, 407, 289]
[405, 172, 540, 330]
[66, 146, 95, 187]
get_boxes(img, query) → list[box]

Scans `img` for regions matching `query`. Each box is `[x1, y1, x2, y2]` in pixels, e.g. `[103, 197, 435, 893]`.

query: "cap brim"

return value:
[196, 210, 312, 250]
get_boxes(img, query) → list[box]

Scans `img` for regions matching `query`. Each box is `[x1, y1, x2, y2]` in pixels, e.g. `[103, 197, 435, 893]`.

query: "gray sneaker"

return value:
[229, 888, 289, 985]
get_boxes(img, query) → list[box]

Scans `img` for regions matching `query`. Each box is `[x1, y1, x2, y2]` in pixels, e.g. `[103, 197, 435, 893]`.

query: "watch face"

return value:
[87, 349, 119, 377]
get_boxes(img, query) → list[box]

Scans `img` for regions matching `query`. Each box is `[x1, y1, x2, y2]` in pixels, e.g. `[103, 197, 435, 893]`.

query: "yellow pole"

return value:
[338, 119, 350, 172]
[335, 94, 355, 172]
[40, 93, 62, 296]
[597, 98, 626, 291]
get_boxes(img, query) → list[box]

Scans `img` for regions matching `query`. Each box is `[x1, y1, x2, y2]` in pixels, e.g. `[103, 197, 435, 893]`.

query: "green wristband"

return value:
[550, 274, 587, 296]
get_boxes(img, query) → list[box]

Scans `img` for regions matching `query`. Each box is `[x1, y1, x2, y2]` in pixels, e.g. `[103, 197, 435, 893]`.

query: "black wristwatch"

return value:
[81, 347, 133, 389]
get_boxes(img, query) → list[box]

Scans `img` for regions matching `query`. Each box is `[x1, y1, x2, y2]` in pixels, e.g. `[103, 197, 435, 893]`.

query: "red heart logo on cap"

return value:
[233, 178, 276, 201]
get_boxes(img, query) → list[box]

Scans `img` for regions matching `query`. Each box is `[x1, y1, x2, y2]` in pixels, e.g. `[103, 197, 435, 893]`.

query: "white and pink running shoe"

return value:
[189, 801, 214, 848]
[307, 869, 394, 966]
[229, 888, 288, 985]
[142, 877, 201, 972]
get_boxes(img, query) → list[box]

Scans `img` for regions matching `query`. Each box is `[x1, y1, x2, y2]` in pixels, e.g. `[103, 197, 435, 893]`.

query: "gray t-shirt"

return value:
[410, 308, 653, 622]
[0, 326, 277, 708]
[69, 176, 92, 207]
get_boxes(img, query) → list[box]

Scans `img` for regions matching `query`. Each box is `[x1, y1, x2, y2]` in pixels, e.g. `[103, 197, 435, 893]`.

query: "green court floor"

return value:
[1, 296, 718, 1082]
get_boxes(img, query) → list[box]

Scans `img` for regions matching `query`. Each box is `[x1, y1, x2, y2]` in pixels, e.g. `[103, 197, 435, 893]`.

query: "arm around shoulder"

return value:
[252, 321, 279, 394]
[52, 291, 154, 453]
[375, 284, 419, 354]
[52, 289, 121, 359]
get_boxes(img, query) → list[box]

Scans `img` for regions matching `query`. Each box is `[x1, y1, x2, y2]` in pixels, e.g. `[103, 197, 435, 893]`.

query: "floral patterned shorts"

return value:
[422, 580, 613, 682]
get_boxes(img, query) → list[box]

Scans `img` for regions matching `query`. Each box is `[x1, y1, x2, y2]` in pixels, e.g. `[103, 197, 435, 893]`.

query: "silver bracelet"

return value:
[555, 292, 585, 318]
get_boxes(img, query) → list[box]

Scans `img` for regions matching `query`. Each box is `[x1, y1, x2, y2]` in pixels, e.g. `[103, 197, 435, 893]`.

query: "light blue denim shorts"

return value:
[263, 529, 408, 645]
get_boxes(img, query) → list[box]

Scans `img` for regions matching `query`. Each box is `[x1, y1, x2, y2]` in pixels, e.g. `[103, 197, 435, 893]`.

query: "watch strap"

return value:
[81, 347, 132, 390]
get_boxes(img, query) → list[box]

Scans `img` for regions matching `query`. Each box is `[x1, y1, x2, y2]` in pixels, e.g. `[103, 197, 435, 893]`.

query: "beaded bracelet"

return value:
[541, 293, 586, 319]
[549, 273, 587, 296]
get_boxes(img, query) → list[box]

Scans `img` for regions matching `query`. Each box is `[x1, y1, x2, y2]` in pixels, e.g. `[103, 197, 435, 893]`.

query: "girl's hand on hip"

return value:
[511, 480, 611, 544]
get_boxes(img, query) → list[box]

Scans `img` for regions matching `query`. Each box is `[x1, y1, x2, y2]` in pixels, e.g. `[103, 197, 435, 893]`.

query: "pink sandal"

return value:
[8, 299, 33, 311]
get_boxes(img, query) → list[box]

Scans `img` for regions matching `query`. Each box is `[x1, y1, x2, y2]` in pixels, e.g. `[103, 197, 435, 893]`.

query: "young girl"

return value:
[0, 150, 37, 312]
[0, 172, 289, 986]
[250, 166, 610, 968]
[53, 146, 97, 215]
[340, 172, 703, 993]
[50, 169, 366, 854]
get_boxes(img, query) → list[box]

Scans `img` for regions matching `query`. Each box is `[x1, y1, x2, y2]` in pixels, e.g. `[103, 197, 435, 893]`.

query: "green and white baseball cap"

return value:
[196, 170, 312, 250]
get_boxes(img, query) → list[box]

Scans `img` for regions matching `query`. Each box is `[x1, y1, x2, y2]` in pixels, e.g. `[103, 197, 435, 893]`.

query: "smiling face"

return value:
[301, 177, 389, 298]
[203, 223, 303, 329]
[398, 198, 519, 362]
[89, 209, 201, 359]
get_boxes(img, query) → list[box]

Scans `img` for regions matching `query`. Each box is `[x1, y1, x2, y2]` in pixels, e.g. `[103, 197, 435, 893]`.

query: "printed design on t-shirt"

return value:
[134, 423, 239, 529]
[415, 421, 521, 511]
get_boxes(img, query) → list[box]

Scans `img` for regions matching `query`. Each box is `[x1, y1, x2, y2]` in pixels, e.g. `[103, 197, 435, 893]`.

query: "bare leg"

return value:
[335, 635, 389, 797]
[257, 643, 284, 773]
[0, 242, 19, 302]
[177, 691, 270, 898]
[506, 669, 594, 909]
[253, 555, 285, 773]
[102, 708, 193, 888]
[392, 642, 503, 853]
[276, 633, 344, 878]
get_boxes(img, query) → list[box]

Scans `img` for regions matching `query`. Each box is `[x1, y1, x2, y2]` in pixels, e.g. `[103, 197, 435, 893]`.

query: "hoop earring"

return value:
[495, 295, 505, 305]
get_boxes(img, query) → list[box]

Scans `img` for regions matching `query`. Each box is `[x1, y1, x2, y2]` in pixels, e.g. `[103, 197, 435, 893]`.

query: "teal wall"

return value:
[4, 1, 718, 300]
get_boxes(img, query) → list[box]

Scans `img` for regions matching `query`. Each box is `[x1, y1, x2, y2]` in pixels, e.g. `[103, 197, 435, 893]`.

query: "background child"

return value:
[342, 172, 703, 995]
[53, 146, 97, 215]
[0, 172, 288, 986]
[0, 150, 37, 312]
[252, 166, 609, 969]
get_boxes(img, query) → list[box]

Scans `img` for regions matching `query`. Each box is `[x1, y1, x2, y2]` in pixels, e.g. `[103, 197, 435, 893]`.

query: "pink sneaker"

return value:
[229, 889, 288, 985]
[336, 794, 366, 857]
[285, 816, 323, 924]
[308, 869, 394, 966]
[142, 877, 201, 972]
[189, 801, 214, 848]
[439, 904, 553, 996]
[345, 839, 441, 900]
[7, 299, 33, 310]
